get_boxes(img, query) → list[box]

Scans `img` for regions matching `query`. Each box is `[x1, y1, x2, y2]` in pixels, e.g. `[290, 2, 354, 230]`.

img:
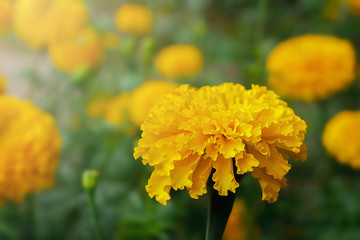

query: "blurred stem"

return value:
[86, 190, 103, 240]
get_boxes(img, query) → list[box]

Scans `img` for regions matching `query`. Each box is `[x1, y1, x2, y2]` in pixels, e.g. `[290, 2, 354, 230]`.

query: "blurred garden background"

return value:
[1, 0, 360, 239]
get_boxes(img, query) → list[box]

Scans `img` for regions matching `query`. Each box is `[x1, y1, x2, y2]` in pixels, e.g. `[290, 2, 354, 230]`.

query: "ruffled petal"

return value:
[145, 170, 172, 205]
[251, 167, 287, 203]
[171, 154, 201, 190]
[249, 145, 291, 180]
[218, 136, 245, 159]
[235, 151, 259, 174]
[212, 155, 239, 196]
[188, 157, 213, 199]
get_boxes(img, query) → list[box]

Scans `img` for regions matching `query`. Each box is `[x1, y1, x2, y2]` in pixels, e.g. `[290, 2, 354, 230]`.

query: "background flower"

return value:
[49, 27, 105, 74]
[223, 199, 246, 240]
[86, 96, 111, 119]
[266, 35, 356, 102]
[103, 92, 132, 125]
[0, 0, 13, 34]
[323, 111, 360, 169]
[115, 3, 153, 36]
[13, 0, 88, 49]
[0, 72, 6, 94]
[155, 44, 204, 79]
[134, 83, 307, 205]
[0, 96, 61, 203]
[129, 80, 178, 126]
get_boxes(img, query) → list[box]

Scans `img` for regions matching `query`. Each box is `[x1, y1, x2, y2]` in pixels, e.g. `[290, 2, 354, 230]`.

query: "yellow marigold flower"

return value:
[223, 199, 246, 240]
[0, 0, 13, 34]
[103, 92, 131, 125]
[102, 32, 121, 49]
[0, 72, 6, 94]
[323, 111, 360, 169]
[134, 83, 307, 205]
[49, 27, 105, 74]
[155, 44, 204, 79]
[86, 97, 110, 119]
[115, 4, 152, 36]
[13, 0, 88, 49]
[266, 35, 356, 102]
[130, 80, 179, 126]
[0, 96, 61, 203]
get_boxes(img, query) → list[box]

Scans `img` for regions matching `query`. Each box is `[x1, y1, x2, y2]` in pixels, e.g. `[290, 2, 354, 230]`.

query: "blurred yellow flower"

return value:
[102, 32, 121, 49]
[130, 80, 178, 126]
[49, 27, 105, 74]
[0, 96, 61, 203]
[104, 92, 131, 125]
[266, 34, 356, 102]
[0, 0, 13, 34]
[134, 83, 307, 205]
[86, 97, 110, 119]
[323, 111, 360, 169]
[13, 0, 88, 49]
[155, 44, 204, 79]
[223, 199, 246, 240]
[0, 73, 6, 94]
[115, 3, 153, 36]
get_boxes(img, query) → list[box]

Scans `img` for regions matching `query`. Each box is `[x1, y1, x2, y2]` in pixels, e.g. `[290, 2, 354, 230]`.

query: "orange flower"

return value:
[115, 4, 152, 36]
[155, 44, 204, 79]
[0, 96, 61, 203]
[134, 83, 307, 205]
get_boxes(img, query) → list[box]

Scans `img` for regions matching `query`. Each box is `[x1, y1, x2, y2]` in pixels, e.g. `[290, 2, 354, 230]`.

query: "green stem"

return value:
[86, 190, 103, 240]
[205, 189, 236, 240]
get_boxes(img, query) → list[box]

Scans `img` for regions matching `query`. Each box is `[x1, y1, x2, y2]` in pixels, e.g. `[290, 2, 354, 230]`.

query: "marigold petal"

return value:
[235, 151, 259, 174]
[188, 157, 213, 199]
[171, 154, 201, 190]
[252, 167, 287, 203]
[218, 136, 245, 159]
[146, 170, 171, 205]
[249, 145, 291, 180]
[212, 155, 239, 196]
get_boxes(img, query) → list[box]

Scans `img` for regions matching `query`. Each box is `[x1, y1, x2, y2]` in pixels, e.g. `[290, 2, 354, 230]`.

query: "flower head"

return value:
[115, 4, 152, 36]
[102, 32, 121, 49]
[0, 72, 6, 94]
[103, 92, 131, 125]
[49, 27, 105, 74]
[13, 0, 88, 49]
[134, 83, 307, 205]
[86, 97, 111, 119]
[130, 80, 178, 126]
[155, 44, 204, 79]
[323, 111, 360, 169]
[0, 96, 61, 203]
[0, 0, 13, 34]
[266, 34, 356, 102]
